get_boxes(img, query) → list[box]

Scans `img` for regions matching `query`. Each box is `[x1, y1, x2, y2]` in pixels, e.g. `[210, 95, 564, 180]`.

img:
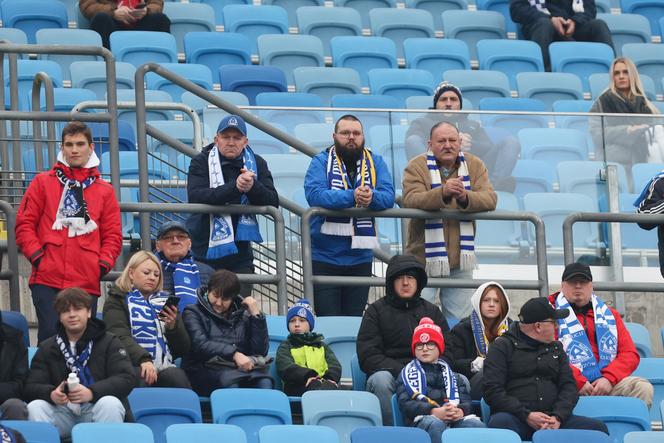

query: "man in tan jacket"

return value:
[403, 121, 496, 319]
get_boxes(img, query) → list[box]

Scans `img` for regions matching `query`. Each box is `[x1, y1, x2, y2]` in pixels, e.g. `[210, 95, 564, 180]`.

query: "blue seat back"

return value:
[162, 2, 216, 54]
[598, 13, 651, 56]
[632, 358, 664, 422]
[622, 43, 664, 95]
[475, 191, 523, 248]
[516, 72, 583, 111]
[475, 0, 518, 34]
[70, 61, 135, 100]
[296, 6, 363, 57]
[404, 0, 468, 31]
[519, 128, 588, 164]
[331, 36, 398, 87]
[444, 69, 511, 105]
[404, 38, 471, 78]
[532, 429, 612, 443]
[219, 65, 288, 105]
[146, 63, 214, 101]
[442, 428, 521, 443]
[442, 10, 506, 61]
[262, 0, 326, 27]
[621, 0, 664, 36]
[477, 39, 544, 90]
[624, 431, 664, 443]
[557, 160, 628, 202]
[2, 311, 29, 346]
[1, 0, 67, 43]
[0, 420, 59, 443]
[390, 394, 404, 426]
[549, 42, 615, 92]
[258, 34, 325, 86]
[184, 32, 252, 84]
[350, 354, 366, 391]
[110, 31, 177, 67]
[479, 97, 548, 135]
[316, 316, 362, 379]
[369, 8, 435, 59]
[35, 29, 102, 81]
[165, 423, 246, 443]
[223, 5, 289, 54]
[351, 425, 429, 443]
[334, 0, 398, 27]
[625, 322, 653, 358]
[255, 92, 325, 133]
[368, 68, 435, 107]
[293, 67, 362, 105]
[573, 396, 651, 443]
[260, 425, 338, 443]
[71, 423, 154, 443]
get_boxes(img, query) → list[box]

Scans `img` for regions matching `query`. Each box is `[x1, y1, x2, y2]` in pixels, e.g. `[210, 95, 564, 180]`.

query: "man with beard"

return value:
[304, 114, 395, 316]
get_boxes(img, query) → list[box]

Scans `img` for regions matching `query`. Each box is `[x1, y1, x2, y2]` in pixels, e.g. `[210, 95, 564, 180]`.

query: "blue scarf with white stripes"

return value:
[157, 251, 200, 310]
[126, 288, 174, 371]
[400, 358, 460, 406]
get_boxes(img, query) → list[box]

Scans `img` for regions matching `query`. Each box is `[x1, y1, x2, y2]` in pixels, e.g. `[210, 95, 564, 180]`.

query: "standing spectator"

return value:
[403, 121, 497, 319]
[304, 114, 395, 316]
[104, 251, 191, 388]
[16, 121, 122, 344]
[0, 311, 28, 420]
[187, 115, 279, 297]
[510, 0, 614, 71]
[635, 170, 664, 278]
[549, 262, 653, 406]
[357, 254, 450, 425]
[79, 0, 171, 49]
[183, 269, 272, 395]
[25, 288, 135, 439]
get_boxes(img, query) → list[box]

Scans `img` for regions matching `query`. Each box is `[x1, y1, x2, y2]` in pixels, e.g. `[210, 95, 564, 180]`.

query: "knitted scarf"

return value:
[321, 146, 378, 249]
[157, 251, 200, 309]
[206, 145, 262, 259]
[555, 292, 617, 382]
[424, 151, 475, 277]
[126, 288, 174, 371]
[56, 333, 94, 386]
[528, 0, 550, 14]
[0, 426, 15, 443]
[52, 165, 98, 237]
[634, 170, 664, 211]
[401, 358, 460, 407]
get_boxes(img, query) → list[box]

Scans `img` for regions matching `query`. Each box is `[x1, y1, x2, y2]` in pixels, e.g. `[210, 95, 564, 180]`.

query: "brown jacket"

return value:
[402, 153, 497, 270]
[79, 0, 164, 19]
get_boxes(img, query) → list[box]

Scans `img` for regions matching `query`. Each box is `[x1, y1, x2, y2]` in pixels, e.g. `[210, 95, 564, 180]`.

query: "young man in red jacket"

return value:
[548, 262, 653, 407]
[16, 121, 122, 344]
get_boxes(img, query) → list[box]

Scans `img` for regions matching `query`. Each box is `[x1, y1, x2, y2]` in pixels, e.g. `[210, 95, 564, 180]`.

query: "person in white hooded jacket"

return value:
[447, 281, 512, 399]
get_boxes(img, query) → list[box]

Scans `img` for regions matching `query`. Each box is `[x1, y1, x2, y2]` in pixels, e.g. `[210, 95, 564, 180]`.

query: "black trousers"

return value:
[90, 12, 171, 49]
[31, 284, 98, 344]
[489, 412, 609, 440]
[312, 260, 372, 317]
[134, 366, 191, 389]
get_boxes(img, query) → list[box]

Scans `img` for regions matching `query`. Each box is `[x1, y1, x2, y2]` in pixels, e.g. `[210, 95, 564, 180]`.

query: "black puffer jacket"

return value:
[483, 321, 579, 423]
[0, 316, 28, 403]
[356, 254, 450, 378]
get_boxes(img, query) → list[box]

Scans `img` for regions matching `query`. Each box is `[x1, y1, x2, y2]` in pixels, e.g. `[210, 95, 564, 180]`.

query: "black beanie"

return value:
[432, 81, 463, 109]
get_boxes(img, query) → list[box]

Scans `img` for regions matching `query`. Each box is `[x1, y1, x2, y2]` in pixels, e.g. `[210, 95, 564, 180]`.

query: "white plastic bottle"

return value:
[66, 372, 81, 415]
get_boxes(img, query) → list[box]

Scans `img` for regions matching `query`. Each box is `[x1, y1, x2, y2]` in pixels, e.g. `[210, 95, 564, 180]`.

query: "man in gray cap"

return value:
[187, 114, 279, 296]
[484, 297, 608, 440]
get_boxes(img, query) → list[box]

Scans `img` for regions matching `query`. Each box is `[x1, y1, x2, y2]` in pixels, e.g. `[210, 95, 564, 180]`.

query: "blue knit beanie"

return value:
[287, 299, 315, 331]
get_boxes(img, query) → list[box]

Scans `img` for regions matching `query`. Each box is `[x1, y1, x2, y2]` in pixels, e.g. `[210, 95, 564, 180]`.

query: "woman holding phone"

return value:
[104, 250, 191, 388]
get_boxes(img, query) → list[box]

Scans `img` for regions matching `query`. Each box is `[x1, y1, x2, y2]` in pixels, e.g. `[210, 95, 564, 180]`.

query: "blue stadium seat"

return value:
[532, 430, 612, 443]
[625, 322, 653, 358]
[88, 121, 136, 155]
[516, 72, 583, 111]
[350, 354, 366, 391]
[552, 100, 593, 132]
[162, 2, 215, 55]
[70, 61, 135, 100]
[368, 68, 435, 107]
[71, 423, 154, 443]
[404, 38, 471, 79]
[262, 154, 313, 197]
[615, 193, 654, 249]
[255, 92, 325, 133]
[223, 5, 289, 54]
[262, 0, 325, 27]
[441, 10, 506, 61]
[293, 67, 362, 105]
[477, 39, 544, 90]
[34, 87, 96, 112]
[35, 29, 102, 81]
[314, 316, 362, 379]
[443, 428, 521, 443]
[369, 8, 435, 59]
[479, 97, 548, 135]
[632, 162, 664, 192]
[598, 13, 651, 56]
[258, 34, 325, 86]
[294, 123, 335, 152]
[147, 121, 195, 159]
[512, 159, 556, 200]
[573, 396, 651, 443]
[352, 426, 430, 443]
[3, 60, 63, 110]
[334, 0, 399, 28]
[197, 0, 251, 27]
[475, 191, 525, 253]
[296, 6, 363, 57]
[475, 0, 518, 35]
[183, 90, 250, 116]
[265, 314, 288, 354]
[211, 388, 292, 443]
[100, 151, 170, 180]
[624, 431, 664, 443]
[246, 123, 290, 155]
[589, 72, 656, 101]
[219, 65, 287, 105]
[520, 128, 588, 164]
[622, 43, 664, 95]
[261, 425, 338, 443]
[443, 69, 511, 105]
[184, 32, 252, 85]
[404, 0, 468, 32]
[621, 0, 664, 37]
[633, 358, 664, 423]
[145, 63, 213, 102]
[0, 0, 67, 44]
[110, 31, 178, 67]
[557, 161, 628, 202]
[405, 95, 435, 109]
[0, 420, 59, 443]
[331, 36, 398, 87]
[115, 89, 175, 130]
[331, 94, 399, 133]
[165, 424, 246, 443]
[549, 42, 614, 93]
[595, 0, 612, 13]
[0, 28, 28, 47]
[128, 388, 202, 443]
[1, 311, 29, 346]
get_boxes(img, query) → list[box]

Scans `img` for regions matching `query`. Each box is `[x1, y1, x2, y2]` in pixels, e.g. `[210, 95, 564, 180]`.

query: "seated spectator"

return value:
[104, 251, 191, 388]
[484, 297, 608, 440]
[183, 269, 272, 395]
[276, 299, 342, 396]
[448, 282, 512, 400]
[509, 0, 614, 71]
[155, 221, 213, 304]
[25, 288, 135, 438]
[79, 0, 171, 49]
[397, 318, 484, 443]
[0, 311, 28, 420]
[635, 170, 664, 278]
[549, 262, 653, 407]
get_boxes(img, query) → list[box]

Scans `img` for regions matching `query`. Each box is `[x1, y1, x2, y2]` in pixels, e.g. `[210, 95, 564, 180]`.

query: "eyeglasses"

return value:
[539, 320, 558, 327]
[414, 342, 437, 350]
[336, 130, 363, 139]
[160, 234, 189, 242]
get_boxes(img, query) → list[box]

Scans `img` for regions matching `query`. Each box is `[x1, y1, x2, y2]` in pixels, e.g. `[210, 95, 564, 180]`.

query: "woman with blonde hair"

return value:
[103, 250, 191, 388]
[589, 57, 659, 166]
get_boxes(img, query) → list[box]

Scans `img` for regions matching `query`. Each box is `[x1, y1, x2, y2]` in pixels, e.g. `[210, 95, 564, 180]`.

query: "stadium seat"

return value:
[532, 429, 612, 443]
[516, 72, 584, 111]
[146, 63, 213, 102]
[0, 28, 29, 50]
[624, 431, 664, 443]
[33, 87, 96, 112]
[331, 94, 400, 132]
[442, 10, 506, 61]
[183, 90, 250, 116]
[632, 358, 664, 422]
[293, 123, 334, 152]
[622, 43, 664, 95]
[475, 0, 518, 35]
[557, 161, 628, 203]
[293, 67, 362, 105]
[512, 159, 556, 200]
[444, 69, 511, 105]
[100, 151, 170, 180]
[88, 121, 136, 155]
[4, 60, 63, 111]
[573, 396, 651, 443]
[403, 38, 471, 79]
[520, 128, 588, 164]
[128, 388, 202, 443]
[219, 65, 287, 105]
[302, 391, 382, 443]
[262, 154, 313, 198]
[597, 13, 651, 56]
[625, 322, 653, 358]
[184, 32, 253, 84]
[223, 5, 289, 54]
[614, 193, 654, 249]
[147, 121, 195, 159]
[110, 31, 178, 67]
[197, 0, 251, 27]
[352, 426, 430, 443]
[549, 42, 615, 92]
[296, 6, 363, 57]
[0, 420, 59, 443]
[246, 123, 290, 155]
[115, 89, 175, 130]
[595, 0, 612, 13]
[71, 423, 154, 443]
[165, 423, 246, 443]
[314, 316, 362, 379]
[620, 0, 664, 37]
[35, 29, 102, 81]
[552, 100, 593, 132]
[405, 95, 434, 109]
[262, 0, 325, 27]
[70, 61, 135, 100]
[211, 388, 292, 443]
[265, 314, 288, 354]
[258, 34, 325, 86]
[404, 0, 468, 32]
[368, 68, 435, 107]
[478, 97, 548, 135]
[255, 91, 325, 133]
[1, 311, 29, 346]
[334, 0, 399, 28]
[260, 425, 338, 443]
[350, 354, 367, 391]
[475, 191, 525, 250]
[162, 2, 215, 54]
[0, 0, 67, 44]
[331, 36, 398, 87]
[369, 8, 436, 59]
[632, 163, 664, 192]
[443, 428, 521, 443]
[477, 39, 544, 90]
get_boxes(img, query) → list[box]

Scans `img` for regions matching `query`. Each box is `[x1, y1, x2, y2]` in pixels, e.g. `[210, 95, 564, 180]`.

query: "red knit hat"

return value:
[411, 317, 445, 355]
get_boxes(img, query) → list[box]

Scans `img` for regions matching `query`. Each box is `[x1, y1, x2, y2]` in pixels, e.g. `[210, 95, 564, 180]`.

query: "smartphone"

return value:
[134, 3, 147, 8]
[163, 296, 181, 310]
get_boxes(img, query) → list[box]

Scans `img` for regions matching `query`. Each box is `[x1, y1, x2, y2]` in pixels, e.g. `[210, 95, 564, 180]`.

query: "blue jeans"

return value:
[365, 370, 396, 426]
[416, 414, 485, 443]
[420, 268, 474, 320]
[488, 412, 608, 441]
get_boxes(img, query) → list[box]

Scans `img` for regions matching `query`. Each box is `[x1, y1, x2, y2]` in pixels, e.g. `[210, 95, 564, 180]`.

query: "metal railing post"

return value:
[0, 200, 20, 310]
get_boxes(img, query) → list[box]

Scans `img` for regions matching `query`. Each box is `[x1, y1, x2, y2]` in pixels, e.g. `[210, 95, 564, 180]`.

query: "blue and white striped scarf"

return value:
[0, 426, 16, 443]
[126, 288, 174, 371]
[321, 146, 378, 249]
[158, 251, 200, 310]
[555, 292, 617, 382]
[56, 333, 95, 387]
[424, 151, 475, 277]
[401, 358, 460, 407]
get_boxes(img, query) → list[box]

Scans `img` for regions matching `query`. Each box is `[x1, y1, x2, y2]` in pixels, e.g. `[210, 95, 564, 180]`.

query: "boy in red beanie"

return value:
[396, 317, 484, 443]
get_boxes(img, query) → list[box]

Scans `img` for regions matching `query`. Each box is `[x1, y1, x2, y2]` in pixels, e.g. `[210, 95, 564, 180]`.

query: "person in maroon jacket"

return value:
[548, 262, 653, 407]
[16, 121, 122, 344]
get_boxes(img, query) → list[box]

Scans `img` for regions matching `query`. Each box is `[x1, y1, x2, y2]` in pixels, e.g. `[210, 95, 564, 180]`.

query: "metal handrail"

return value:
[0, 200, 20, 310]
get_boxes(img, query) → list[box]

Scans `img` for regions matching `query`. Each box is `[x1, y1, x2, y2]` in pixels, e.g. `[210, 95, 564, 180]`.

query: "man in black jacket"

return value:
[187, 114, 279, 296]
[0, 311, 28, 420]
[356, 254, 450, 425]
[25, 288, 136, 438]
[484, 297, 608, 440]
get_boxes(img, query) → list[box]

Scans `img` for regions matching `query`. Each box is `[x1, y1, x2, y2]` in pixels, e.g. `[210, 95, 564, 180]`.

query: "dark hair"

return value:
[429, 121, 459, 139]
[54, 287, 92, 313]
[481, 284, 509, 342]
[334, 114, 363, 133]
[61, 121, 93, 145]
[207, 269, 241, 300]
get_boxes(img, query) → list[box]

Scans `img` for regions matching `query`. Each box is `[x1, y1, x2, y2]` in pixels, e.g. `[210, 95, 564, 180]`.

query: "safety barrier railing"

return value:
[0, 200, 19, 310]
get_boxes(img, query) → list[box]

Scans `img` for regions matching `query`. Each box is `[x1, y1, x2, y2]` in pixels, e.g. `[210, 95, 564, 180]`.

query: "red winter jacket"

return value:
[15, 164, 122, 296]
[548, 292, 640, 390]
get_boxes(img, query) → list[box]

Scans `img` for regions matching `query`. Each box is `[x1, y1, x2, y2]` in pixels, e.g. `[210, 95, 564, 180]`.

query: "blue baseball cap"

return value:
[217, 114, 247, 136]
